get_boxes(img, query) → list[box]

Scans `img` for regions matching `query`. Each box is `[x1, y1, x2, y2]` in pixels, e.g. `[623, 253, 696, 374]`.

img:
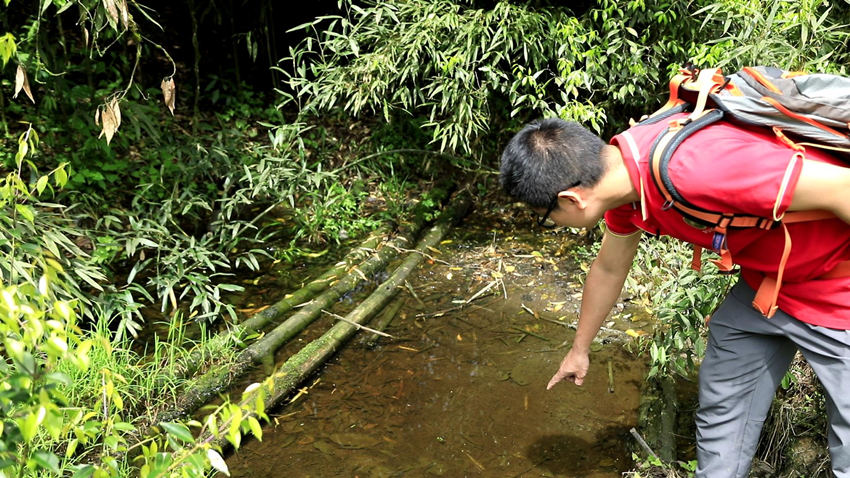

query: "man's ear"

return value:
[558, 187, 587, 210]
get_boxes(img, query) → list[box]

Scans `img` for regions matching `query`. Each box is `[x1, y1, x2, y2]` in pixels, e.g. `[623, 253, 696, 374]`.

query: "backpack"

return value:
[638, 65, 850, 317]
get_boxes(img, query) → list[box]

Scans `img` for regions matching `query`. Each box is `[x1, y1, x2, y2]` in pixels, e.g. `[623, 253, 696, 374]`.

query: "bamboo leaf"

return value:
[159, 422, 193, 443]
[99, 104, 118, 144]
[102, 0, 119, 29]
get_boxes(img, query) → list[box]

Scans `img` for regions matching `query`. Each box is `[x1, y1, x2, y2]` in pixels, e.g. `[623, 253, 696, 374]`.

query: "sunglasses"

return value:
[536, 181, 580, 228]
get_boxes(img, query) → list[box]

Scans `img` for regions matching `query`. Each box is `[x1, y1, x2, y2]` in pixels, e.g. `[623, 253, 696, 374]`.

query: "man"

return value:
[499, 115, 850, 477]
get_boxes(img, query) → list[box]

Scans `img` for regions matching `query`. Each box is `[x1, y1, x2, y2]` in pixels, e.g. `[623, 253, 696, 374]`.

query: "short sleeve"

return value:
[604, 204, 640, 236]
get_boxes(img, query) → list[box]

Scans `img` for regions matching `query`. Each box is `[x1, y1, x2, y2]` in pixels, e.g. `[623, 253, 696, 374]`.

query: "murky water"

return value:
[226, 209, 648, 477]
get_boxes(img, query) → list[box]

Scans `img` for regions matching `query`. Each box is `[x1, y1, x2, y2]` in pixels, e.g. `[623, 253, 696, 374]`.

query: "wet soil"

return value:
[226, 201, 649, 477]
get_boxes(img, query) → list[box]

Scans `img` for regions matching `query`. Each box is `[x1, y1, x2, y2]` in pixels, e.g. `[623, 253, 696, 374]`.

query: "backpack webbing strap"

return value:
[752, 223, 792, 318]
[620, 131, 648, 221]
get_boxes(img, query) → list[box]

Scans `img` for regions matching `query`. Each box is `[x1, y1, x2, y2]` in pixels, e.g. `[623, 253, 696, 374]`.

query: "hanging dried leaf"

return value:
[161, 77, 176, 115]
[102, 0, 119, 28]
[83, 27, 90, 46]
[13, 65, 34, 103]
[99, 104, 118, 144]
[119, 0, 129, 29]
[94, 107, 101, 126]
[109, 98, 121, 128]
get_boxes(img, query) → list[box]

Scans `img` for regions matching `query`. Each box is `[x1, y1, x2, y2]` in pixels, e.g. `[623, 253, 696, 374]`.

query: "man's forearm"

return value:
[571, 259, 630, 354]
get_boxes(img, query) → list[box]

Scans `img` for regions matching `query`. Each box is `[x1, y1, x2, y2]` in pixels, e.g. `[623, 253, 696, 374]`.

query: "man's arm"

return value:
[790, 159, 850, 224]
[547, 228, 641, 389]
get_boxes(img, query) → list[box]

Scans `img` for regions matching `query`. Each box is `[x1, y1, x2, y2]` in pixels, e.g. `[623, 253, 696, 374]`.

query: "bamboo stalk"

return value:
[149, 220, 424, 427]
[238, 226, 389, 335]
[141, 187, 456, 432]
[170, 228, 390, 382]
[206, 194, 471, 450]
[361, 297, 406, 347]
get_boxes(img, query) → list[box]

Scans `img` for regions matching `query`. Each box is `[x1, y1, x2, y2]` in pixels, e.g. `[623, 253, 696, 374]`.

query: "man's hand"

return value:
[546, 347, 590, 389]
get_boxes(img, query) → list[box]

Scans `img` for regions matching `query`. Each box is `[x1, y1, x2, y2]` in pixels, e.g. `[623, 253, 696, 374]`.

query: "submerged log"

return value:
[208, 194, 472, 449]
[151, 221, 424, 426]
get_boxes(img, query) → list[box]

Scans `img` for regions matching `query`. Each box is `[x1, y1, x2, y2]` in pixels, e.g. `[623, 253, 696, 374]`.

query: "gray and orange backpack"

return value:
[639, 65, 850, 317]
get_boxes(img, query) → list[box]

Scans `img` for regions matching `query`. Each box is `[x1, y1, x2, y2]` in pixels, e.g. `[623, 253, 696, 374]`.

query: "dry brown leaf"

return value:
[161, 77, 176, 114]
[94, 107, 100, 126]
[99, 104, 118, 144]
[102, 0, 119, 28]
[119, 0, 129, 29]
[13, 65, 34, 103]
[109, 98, 121, 128]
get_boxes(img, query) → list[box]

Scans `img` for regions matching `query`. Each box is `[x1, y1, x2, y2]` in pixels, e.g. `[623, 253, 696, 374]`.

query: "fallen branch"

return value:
[630, 427, 660, 462]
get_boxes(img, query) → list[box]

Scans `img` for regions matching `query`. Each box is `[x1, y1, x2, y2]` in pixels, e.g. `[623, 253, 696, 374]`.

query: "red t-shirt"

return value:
[605, 113, 850, 329]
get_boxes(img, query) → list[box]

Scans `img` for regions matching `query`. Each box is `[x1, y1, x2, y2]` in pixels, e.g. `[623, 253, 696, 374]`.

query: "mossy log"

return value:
[144, 187, 455, 430]
[208, 194, 472, 450]
[150, 221, 424, 426]
[236, 226, 390, 336]
[169, 228, 390, 385]
[360, 296, 406, 348]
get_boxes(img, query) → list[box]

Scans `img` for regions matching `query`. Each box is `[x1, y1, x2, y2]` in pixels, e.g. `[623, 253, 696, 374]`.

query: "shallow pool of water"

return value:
[226, 209, 648, 477]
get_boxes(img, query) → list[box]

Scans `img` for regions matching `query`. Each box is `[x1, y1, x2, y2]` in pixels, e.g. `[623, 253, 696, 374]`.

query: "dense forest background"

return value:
[2, 0, 850, 476]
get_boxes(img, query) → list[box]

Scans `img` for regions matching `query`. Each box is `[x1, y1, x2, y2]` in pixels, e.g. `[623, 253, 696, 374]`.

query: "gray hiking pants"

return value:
[695, 281, 850, 478]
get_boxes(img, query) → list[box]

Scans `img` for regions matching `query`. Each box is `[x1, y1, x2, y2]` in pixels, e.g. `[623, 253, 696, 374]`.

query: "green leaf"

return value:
[159, 422, 194, 443]
[247, 417, 263, 440]
[35, 175, 48, 195]
[29, 450, 60, 473]
[71, 464, 95, 478]
[15, 204, 35, 223]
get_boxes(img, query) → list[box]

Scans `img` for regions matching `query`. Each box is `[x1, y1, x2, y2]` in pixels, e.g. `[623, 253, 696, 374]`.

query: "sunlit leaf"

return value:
[159, 422, 193, 442]
[206, 449, 230, 476]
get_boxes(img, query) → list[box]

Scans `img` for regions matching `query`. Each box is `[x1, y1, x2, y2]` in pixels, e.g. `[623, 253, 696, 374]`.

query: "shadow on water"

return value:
[226, 209, 648, 477]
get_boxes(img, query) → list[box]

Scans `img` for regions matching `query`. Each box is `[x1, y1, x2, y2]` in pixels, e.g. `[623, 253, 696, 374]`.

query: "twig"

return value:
[404, 280, 426, 308]
[321, 311, 394, 338]
[509, 326, 550, 342]
[467, 281, 497, 304]
[607, 359, 614, 394]
[462, 450, 486, 471]
[630, 427, 660, 462]
[385, 243, 451, 265]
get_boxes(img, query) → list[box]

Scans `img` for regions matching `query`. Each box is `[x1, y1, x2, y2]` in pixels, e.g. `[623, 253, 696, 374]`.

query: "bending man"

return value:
[499, 115, 850, 477]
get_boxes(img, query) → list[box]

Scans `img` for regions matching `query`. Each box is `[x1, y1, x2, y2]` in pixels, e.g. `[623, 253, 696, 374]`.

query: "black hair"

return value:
[499, 118, 606, 208]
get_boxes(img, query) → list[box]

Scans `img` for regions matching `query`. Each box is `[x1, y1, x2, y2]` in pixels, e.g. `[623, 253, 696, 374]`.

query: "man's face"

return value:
[531, 202, 601, 229]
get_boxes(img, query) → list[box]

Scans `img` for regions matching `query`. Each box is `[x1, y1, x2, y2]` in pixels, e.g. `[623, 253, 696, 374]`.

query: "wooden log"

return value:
[206, 194, 471, 450]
